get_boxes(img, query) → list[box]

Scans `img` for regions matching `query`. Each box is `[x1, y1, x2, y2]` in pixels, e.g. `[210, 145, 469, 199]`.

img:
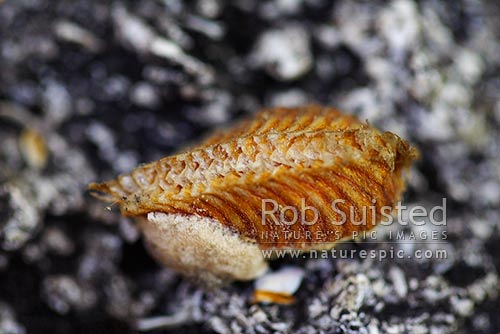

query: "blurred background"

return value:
[0, 0, 499, 333]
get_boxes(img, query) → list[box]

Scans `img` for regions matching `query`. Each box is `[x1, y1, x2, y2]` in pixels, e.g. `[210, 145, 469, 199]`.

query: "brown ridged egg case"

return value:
[89, 105, 418, 283]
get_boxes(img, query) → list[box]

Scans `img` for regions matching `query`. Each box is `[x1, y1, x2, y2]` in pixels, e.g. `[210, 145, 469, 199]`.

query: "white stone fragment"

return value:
[131, 82, 160, 108]
[378, 0, 419, 55]
[389, 266, 408, 298]
[252, 26, 312, 81]
[254, 266, 305, 296]
[450, 296, 474, 317]
[54, 20, 103, 52]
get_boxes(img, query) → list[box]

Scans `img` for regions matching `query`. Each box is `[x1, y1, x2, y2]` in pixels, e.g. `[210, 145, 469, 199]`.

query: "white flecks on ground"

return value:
[42, 276, 97, 314]
[112, 4, 214, 85]
[0, 303, 26, 334]
[0, 0, 500, 333]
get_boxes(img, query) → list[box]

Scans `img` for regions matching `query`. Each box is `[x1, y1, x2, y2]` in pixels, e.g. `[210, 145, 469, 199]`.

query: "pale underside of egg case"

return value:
[89, 105, 418, 283]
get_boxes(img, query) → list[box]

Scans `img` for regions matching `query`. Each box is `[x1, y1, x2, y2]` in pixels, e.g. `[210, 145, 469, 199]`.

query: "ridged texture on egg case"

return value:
[90, 105, 418, 250]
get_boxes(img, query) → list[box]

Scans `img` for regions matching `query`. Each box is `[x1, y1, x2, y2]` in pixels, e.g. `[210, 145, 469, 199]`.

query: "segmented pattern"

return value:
[90, 105, 418, 249]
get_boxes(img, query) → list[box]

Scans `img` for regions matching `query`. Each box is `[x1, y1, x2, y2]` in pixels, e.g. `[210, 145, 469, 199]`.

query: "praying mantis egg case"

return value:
[89, 105, 419, 284]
